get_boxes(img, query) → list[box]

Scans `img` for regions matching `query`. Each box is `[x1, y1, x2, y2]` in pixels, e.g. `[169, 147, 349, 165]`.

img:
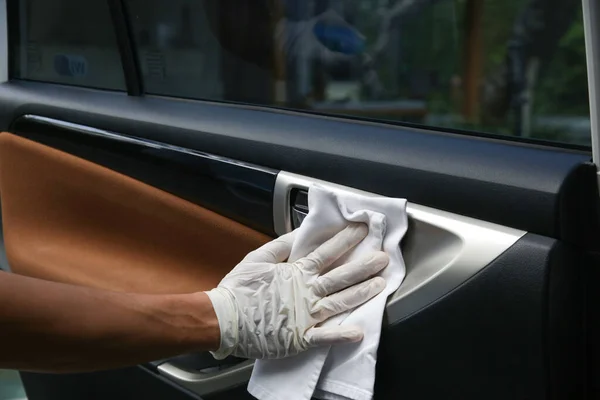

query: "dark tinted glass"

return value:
[9, 0, 126, 90]
[128, 0, 590, 146]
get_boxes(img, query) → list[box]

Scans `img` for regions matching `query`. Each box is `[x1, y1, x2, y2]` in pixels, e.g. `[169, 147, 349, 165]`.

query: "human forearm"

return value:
[0, 271, 219, 372]
[0, 223, 389, 370]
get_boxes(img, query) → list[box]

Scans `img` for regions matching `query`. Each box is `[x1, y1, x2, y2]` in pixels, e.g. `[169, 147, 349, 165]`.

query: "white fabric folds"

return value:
[248, 184, 408, 400]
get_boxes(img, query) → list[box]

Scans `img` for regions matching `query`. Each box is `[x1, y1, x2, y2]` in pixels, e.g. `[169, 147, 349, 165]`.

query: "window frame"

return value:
[583, 0, 600, 193]
[106, 0, 143, 95]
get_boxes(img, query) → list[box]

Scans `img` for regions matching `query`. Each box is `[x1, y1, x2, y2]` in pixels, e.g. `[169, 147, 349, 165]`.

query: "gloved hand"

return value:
[205, 223, 388, 360]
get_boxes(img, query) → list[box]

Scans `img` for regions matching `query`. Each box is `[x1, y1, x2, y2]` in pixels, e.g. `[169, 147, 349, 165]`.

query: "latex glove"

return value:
[205, 223, 388, 360]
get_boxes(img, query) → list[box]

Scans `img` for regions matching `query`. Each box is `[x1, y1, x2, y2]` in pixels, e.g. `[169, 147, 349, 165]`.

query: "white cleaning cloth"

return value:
[248, 184, 408, 400]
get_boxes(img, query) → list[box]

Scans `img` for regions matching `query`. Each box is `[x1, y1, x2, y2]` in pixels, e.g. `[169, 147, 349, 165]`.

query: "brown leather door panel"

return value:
[0, 133, 271, 294]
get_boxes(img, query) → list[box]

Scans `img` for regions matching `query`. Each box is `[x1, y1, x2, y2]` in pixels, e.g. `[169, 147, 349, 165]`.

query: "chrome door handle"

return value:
[273, 171, 526, 325]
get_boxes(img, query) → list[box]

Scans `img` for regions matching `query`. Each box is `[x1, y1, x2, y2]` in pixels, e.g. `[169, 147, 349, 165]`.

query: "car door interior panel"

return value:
[0, 94, 591, 399]
[0, 132, 270, 294]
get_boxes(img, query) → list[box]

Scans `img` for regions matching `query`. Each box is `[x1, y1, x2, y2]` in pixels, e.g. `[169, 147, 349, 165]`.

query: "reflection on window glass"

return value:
[10, 0, 125, 90]
[126, 0, 590, 146]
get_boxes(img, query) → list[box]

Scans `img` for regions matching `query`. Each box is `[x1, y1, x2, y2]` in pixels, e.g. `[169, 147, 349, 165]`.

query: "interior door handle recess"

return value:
[158, 171, 526, 397]
[290, 188, 308, 228]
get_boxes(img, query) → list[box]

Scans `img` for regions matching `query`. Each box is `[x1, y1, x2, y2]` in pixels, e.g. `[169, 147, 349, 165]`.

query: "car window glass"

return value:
[42, 0, 592, 147]
[9, 0, 126, 91]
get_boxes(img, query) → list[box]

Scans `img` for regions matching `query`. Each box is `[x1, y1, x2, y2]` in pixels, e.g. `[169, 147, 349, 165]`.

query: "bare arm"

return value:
[0, 270, 220, 373]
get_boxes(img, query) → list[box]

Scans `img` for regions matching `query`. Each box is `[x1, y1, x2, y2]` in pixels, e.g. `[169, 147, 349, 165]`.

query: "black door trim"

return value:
[0, 80, 595, 240]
